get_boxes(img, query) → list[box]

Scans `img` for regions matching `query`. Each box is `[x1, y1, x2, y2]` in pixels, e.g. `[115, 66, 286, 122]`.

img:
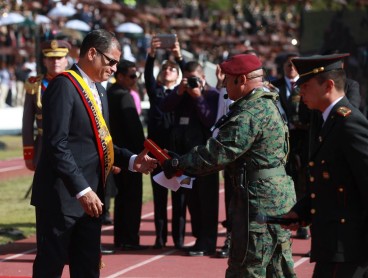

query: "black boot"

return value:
[216, 232, 231, 258]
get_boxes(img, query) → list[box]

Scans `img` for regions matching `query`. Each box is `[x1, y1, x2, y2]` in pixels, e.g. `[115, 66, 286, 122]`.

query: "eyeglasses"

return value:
[128, 73, 138, 79]
[95, 48, 119, 67]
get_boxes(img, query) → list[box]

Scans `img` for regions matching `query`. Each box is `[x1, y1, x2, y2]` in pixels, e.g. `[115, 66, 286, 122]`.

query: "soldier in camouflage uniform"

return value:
[162, 54, 296, 278]
[22, 40, 70, 170]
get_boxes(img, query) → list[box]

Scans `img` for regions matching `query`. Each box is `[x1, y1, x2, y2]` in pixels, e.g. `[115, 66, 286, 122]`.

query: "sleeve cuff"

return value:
[129, 154, 137, 172]
[76, 187, 92, 199]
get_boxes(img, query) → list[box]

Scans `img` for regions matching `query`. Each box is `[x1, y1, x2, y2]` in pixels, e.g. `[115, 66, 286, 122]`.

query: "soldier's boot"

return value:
[216, 232, 231, 258]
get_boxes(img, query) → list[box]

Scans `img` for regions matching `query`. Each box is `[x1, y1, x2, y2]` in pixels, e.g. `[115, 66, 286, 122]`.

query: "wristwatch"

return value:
[171, 158, 179, 168]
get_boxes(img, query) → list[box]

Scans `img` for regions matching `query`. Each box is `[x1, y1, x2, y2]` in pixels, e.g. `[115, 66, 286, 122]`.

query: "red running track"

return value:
[0, 160, 315, 277]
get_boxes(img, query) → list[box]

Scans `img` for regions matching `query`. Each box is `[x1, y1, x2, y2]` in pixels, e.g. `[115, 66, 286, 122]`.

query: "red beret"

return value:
[220, 54, 262, 76]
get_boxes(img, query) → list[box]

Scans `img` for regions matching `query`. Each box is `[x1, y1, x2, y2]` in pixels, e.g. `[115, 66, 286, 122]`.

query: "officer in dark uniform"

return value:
[22, 39, 70, 171]
[282, 53, 368, 278]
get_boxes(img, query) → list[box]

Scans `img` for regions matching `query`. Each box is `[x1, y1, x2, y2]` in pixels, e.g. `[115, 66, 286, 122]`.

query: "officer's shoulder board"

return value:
[336, 106, 352, 118]
[25, 75, 43, 95]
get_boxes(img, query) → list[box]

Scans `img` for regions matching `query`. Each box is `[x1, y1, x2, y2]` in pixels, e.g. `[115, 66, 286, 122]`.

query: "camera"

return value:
[187, 76, 201, 88]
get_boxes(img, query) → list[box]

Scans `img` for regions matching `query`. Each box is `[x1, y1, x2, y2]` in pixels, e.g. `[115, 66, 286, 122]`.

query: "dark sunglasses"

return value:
[128, 73, 139, 79]
[95, 48, 119, 67]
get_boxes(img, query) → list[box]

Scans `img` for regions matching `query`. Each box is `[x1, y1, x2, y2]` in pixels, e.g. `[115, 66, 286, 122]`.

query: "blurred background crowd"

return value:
[0, 0, 367, 116]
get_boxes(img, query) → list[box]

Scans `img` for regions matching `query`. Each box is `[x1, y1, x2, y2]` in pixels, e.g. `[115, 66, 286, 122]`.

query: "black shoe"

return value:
[120, 244, 149, 251]
[216, 246, 229, 258]
[216, 232, 231, 258]
[153, 241, 166, 249]
[101, 246, 115, 255]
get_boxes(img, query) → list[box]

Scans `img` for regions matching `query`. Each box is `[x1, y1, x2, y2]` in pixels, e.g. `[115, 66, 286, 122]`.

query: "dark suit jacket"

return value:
[345, 78, 361, 109]
[31, 66, 133, 217]
[272, 77, 291, 119]
[293, 97, 368, 263]
[107, 83, 145, 152]
[271, 77, 310, 126]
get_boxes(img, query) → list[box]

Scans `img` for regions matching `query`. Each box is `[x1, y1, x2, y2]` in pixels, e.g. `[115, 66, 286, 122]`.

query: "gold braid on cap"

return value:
[299, 67, 325, 77]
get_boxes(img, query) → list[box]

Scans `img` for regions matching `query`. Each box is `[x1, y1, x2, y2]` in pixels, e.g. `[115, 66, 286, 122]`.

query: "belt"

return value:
[247, 166, 286, 182]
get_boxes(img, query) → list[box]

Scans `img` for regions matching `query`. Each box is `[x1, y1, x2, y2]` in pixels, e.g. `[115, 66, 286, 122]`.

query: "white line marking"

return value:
[293, 257, 309, 268]
[0, 248, 36, 262]
[0, 165, 25, 172]
[105, 249, 182, 278]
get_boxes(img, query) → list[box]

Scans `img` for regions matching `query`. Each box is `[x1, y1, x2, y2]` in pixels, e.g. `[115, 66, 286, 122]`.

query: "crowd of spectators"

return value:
[0, 0, 367, 113]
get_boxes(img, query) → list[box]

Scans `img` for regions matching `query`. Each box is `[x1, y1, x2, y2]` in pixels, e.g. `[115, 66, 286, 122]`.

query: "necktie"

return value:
[290, 81, 296, 90]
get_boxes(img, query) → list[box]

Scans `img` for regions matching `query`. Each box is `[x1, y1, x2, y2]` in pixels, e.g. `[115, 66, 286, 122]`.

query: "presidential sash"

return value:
[60, 70, 114, 186]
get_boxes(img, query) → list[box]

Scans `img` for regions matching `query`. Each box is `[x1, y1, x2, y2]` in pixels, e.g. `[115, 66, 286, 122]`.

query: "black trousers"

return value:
[113, 170, 142, 246]
[186, 172, 219, 251]
[223, 170, 234, 232]
[33, 208, 101, 278]
[151, 171, 186, 247]
[313, 261, 368, 278]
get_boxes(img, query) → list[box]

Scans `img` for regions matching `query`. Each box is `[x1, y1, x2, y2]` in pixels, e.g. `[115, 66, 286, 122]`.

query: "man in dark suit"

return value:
[107, 60, 147, 250]
[161, 61, 219, 256]
[31, 29, 156, 278]
[272, 52, 311, 239]
[282, 53, 368, 278]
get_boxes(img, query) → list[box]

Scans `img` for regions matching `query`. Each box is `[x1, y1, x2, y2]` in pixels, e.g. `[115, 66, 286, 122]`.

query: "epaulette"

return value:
[25, 75, 43, 95]
[336, 106, 352, 117]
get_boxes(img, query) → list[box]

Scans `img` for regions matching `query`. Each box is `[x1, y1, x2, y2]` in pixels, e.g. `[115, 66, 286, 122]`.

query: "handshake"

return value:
[144, 139, 182, 178]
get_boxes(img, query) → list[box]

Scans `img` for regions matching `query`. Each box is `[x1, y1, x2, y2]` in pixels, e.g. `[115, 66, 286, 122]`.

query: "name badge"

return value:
[179, 117, 189, 125]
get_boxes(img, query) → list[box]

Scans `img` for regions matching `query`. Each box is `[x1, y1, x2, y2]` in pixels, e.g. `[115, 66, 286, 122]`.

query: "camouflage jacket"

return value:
[179, 87, 296, 225]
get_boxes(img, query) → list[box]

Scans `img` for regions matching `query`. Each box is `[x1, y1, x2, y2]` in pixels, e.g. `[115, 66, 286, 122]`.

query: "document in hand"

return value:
[153, 171, 195, 192]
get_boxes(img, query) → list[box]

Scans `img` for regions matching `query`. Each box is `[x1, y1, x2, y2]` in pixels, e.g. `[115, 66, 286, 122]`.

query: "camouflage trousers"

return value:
[225, 224, 296, 278]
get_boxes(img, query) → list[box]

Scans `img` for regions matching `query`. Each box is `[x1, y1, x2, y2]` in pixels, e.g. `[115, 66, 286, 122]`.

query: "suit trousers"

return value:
[33, 208, 101, 278]
[151, 172, 186, 247]
[113, 170, 143, 246]
[186, 172, 219, 251]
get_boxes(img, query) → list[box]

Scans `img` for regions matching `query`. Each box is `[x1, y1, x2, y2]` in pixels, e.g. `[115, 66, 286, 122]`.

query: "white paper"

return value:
[153, 171, 194, 191]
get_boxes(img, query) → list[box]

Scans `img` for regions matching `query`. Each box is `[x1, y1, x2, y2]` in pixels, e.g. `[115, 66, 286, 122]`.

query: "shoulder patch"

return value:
[336, 106, 352, 117]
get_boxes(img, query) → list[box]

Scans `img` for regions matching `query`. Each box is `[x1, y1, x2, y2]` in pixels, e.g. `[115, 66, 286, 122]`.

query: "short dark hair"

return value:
[184, 61, 202, 74]
[115, 59, 136, 78]
[79, 29, 121, 57]
[315, 69, 346, 91]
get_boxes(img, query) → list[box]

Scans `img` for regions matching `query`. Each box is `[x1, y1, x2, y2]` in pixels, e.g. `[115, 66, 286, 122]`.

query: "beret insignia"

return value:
[336, 106, 351, 117]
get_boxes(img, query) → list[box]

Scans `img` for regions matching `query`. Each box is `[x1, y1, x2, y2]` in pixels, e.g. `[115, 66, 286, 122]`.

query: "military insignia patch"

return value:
[51, 40, 58, 49]
[336, 106, 351, 117]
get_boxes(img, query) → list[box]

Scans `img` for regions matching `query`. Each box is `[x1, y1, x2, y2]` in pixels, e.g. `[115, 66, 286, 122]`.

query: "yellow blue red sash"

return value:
[60, 70, 114, 186]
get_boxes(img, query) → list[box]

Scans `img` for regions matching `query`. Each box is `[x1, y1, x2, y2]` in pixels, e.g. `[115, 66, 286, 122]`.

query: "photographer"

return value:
[160, 61, 220, 256]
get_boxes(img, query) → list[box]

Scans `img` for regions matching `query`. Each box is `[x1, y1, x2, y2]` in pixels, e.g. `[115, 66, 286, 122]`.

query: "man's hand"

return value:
[280, 211, 300, 230]
[78, 191, 103, 218]
[111, 166, 121, 174]
[133, 148, 157, 174]
[216, 64, 225, 89]
[148, 36, 160, 57]
[171, 40, 182, 59]
[25, 159, 35, 171]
